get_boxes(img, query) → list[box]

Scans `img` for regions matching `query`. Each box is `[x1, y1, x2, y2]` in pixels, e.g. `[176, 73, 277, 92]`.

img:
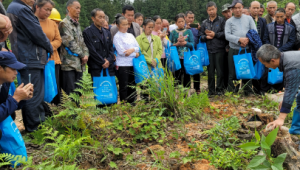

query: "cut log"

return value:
[263, 126, 300, 170]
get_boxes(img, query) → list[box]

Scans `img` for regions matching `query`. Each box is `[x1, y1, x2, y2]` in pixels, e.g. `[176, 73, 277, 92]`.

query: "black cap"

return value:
[0, 52, 26, 70]
[229, 0, 243, 8]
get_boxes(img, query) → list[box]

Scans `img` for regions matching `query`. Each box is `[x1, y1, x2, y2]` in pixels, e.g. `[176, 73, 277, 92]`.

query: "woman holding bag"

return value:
[113, 16, 140, 104]
[169, 13, 195, 89]
[136, 18, 163, 101]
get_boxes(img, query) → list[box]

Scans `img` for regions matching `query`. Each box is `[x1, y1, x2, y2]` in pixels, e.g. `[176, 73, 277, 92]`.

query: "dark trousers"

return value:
[207, 52, 225, 93]
[117, 66, 136, 103]
[19, 69, 45, 132]
[260, 67, 284, 93]
[223, 52, 229, 89]
[174, 59, 200, 90]
[61, 70, 83, 95]
[51, 64, 61, 105]
[227, 48, 252, 93]
[161, 58, 166, 68]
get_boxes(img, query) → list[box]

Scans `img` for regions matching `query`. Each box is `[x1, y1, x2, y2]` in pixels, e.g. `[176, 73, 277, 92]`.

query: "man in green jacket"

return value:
[264, 1, 277, 24]
[59, 0, 89, 95]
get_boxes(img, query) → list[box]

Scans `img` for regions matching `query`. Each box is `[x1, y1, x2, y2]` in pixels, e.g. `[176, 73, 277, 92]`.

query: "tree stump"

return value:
[263, 126, 300, 170]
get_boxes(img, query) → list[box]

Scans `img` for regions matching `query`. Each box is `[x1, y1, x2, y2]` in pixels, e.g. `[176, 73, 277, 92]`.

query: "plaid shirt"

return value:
[253, 17, 261, 37]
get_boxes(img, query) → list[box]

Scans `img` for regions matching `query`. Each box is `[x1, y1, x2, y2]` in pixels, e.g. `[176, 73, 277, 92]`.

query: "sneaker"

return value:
[196, 89, 201, 94]
[208, 92, 215, 97]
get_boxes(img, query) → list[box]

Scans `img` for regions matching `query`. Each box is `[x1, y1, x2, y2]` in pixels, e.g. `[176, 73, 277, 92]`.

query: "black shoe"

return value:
[216, 91, 223, 96]
[208, 92, 215, 97]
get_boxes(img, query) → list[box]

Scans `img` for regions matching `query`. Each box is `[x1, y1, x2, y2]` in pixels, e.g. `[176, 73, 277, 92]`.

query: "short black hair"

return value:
[174, 13, 185, 22]
[285, 2, 296, 8]
[153, 15, 161, 22]
[91, 8, 103, 17]
[260, 4, 265, 9]
[66, 0, 79, 7]
[122, 5, 135, 14]
[134, 12, 143, 19]
[142, 18, 154, 26]
[206, 1, 217, 9]
[185, 11, 194, 16]
[275, 8, 286, 15]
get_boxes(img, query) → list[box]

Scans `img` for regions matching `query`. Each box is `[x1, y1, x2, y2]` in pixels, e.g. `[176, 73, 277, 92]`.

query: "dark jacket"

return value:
[264, 22, 296, 52]
[254, 17, 268, 44]
[285, 18, 299, 50]
[198, 16, 226, 53]
[83, 24, 115, 76]
[189, 27, 199, 47]
[0, 83, 25, 123]
[7, 0, 53, 69]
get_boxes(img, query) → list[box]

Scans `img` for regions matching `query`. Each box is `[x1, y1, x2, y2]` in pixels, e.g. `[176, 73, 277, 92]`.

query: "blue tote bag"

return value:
[133, 54, 150, 84]
[8, 82, 16, 96]
[44, 55, 58, 103]
[268, 68, 283, 85]
[253, 60, 265, 80]
[165, 42, 181, 72]
[93, 69, 118, 105]
[0, 116, 27, 167]
[233, 47, 256, 79]
[197, 38, 210, 66]
[184, 47, 204, 75]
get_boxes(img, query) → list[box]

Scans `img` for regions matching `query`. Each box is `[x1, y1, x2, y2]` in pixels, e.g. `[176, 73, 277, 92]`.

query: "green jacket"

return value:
[59, 16, 89, 72]
[136, 32, 162, 70]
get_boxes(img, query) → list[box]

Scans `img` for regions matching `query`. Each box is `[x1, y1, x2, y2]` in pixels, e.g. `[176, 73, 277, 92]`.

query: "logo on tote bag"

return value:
[139, 61, 148, 75]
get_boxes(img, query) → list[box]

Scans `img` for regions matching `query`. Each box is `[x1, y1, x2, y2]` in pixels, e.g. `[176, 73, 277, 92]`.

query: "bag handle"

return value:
[100, 68, 110, 77]
[238, 47, 247, 55]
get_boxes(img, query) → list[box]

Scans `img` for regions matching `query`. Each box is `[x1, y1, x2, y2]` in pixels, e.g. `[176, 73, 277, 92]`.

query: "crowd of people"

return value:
[0, 0, 300, 136]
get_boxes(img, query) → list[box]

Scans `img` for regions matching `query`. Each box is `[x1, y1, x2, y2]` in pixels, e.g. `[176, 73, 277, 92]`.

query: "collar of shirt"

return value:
[68, 15, 79, 26]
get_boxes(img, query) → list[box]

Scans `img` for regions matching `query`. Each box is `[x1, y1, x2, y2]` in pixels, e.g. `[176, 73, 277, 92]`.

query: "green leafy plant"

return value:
[239, 127, 287, 170]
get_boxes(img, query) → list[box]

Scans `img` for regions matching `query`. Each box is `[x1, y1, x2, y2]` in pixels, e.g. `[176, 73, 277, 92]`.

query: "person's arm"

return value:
[185, 30, 194, 49]
[214, 19, 225, 39]
[107, 31, 115, 64]
[0, 95, 19, 122]
[263, 25, 271, 44]
[19, 9, 53, 54]
[267, 69, 300, 129]
[279, 26, 296, 52]
[225, 20, 240, 44]
[155, 37, 162, 61]
[50, 22, 62, 51]
[82, 30, 105, 65]
[198, 21, 207, 42]
[249, 17, 258, 31]
[59, 22, 85, 58]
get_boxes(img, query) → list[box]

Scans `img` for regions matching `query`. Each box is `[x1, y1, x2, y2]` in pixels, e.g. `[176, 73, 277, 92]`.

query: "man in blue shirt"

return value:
[0, 52, 34, 137]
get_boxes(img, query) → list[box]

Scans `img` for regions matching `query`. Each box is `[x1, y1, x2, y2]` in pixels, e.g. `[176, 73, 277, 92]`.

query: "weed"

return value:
[239, 128, 287, 170]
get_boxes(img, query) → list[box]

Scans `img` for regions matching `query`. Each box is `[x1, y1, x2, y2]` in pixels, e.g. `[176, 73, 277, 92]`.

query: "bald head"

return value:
[250, 1, 261, 17]
[161, 19, 170, 32]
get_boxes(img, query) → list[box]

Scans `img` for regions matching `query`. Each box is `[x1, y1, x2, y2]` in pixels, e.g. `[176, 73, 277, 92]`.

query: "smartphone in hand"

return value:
[179, 32, 183, 37]
[163, 28, 167, 34]
[190, 23, 198, 28]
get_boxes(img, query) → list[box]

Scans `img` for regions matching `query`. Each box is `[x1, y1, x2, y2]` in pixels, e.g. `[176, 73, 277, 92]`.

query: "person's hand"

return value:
[81, 56, 88, 65]
[177, 36, 185, 42]
[158, 30, 166, 39]
[266, 113, 287, 130]
[206, 31, 215, 38]
[124, 48, 135, 56]
[186, 23, 191, 29]
[135, 52, 139, 58]
[13, 83, 34, 102]
[197, 23, 201, 30]
[114, 54, 116, 61]
[0, 14, 12, 35]
[239, 37, 249, 47]
[206, 36, 213, 40]
[151, 60, 157, 67]
[102, 59, 110, 69]
[226, 48, 229, 52]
